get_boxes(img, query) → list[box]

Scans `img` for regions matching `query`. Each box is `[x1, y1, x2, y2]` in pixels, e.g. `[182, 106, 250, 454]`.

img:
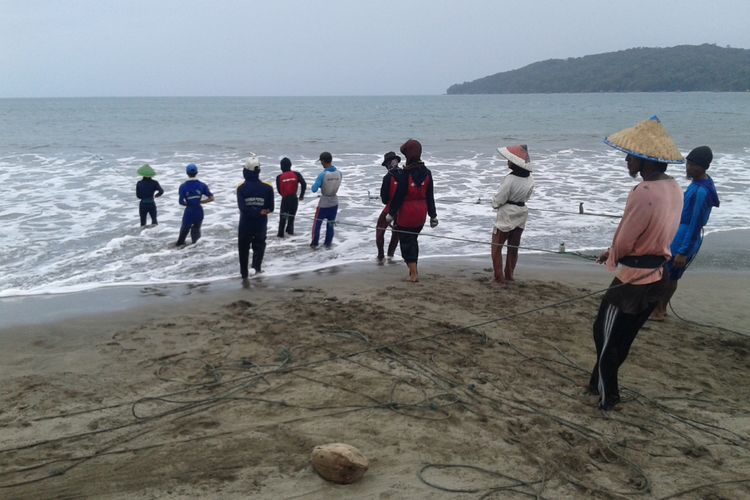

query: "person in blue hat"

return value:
[236, 155, 274, 279]
[176, 163, 214, 246]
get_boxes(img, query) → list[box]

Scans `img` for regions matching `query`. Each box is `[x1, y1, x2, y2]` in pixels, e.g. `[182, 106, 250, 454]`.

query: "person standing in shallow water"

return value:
[176, 163, 214, 246]
[310, 152, 342, 249]
[275, 157, 306, 238]
[650, 146, 720, 321]
[135, 163, 164, 226]
[387, 139, 438, 282]
[491, 145, 534, 284]
[376, 151, 401, 261]
[237, 155, 274, 279]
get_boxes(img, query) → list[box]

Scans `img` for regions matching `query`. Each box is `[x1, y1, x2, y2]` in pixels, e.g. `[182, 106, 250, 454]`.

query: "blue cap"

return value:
[186, 163, 198, 176]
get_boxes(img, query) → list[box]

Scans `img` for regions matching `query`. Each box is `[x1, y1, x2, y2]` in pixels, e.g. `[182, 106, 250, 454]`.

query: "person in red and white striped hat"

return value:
[491, 144, 534, 284]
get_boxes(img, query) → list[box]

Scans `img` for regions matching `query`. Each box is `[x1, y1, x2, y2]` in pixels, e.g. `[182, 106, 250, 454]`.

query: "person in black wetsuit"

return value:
[237, 155, 274, 280]
[376, 151, 401, 261]
[135, 164, 164, 226]
[275, 157, 306, 237]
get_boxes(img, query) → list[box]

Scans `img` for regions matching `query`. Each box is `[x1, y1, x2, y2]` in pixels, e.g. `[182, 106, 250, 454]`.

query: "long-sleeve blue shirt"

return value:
[178, 178, 213, 225]
[670, 177, 720, 258]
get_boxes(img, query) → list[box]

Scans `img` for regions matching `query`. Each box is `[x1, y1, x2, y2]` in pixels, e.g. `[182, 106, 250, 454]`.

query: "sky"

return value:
[2, 0, 750, 97]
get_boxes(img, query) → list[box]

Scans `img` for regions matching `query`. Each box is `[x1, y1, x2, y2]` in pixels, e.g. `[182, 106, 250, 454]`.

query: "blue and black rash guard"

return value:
[136, 178, 164, 203]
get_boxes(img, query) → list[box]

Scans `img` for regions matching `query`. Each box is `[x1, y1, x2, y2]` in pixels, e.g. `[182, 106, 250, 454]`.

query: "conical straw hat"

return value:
[604, 116, 684, 164]
[137, 163, 156, 177]
[497, 144, 532, 171]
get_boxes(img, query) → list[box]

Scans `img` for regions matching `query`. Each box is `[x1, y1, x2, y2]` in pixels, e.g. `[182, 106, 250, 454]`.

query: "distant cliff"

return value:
[447, 44, 750, 94]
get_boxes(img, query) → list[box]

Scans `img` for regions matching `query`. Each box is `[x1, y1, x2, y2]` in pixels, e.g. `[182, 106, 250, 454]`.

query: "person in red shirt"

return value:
[588, 116, 684, 411]
[275, 157, 306, 238]
[376, 151, 401, 261]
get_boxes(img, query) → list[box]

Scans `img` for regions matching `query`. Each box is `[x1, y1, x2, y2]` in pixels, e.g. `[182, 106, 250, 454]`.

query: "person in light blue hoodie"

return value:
[309, 151, 342, 248]
[651, 146, 720, 320]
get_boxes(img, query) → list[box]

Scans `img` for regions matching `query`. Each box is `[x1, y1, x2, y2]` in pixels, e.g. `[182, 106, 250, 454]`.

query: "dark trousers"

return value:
[238, 224, 267, 278]
[278, 196, 299, 237]
[311, 205, 338, 247]
[589, 298, 656, 407]
[376, 209, 399, 258]
[176, 222, 201, 245]
[397, 225, 422, 264]
[139, 202, 157, 226]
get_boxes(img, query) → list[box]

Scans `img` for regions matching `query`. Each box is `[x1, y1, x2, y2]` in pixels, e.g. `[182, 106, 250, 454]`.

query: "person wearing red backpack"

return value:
[376, 151, 401, 261]
[275, 157, 307, 238]
[386, 139, 438, 282]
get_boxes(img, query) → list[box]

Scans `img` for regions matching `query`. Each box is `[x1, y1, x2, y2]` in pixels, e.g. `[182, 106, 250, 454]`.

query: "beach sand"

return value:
[1, 232, 749, 499]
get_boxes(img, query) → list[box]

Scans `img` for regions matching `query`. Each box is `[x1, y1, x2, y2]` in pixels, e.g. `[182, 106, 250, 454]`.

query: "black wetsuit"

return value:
[136, 178, 164, 225]
[275, 170, 307, 237]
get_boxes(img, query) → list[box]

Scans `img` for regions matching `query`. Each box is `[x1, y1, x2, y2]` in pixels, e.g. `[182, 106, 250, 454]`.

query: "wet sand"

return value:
[0, 231, 749, 498]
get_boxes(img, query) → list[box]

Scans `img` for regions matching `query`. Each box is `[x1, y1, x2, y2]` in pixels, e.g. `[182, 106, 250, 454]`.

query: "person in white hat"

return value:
[587, 116, 684, 411]
[236, 155, 274, 280]
[491, 144, 534, 284]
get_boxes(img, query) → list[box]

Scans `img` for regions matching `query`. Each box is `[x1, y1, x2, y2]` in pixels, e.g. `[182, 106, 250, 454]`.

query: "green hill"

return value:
[447, 44, 750, 94]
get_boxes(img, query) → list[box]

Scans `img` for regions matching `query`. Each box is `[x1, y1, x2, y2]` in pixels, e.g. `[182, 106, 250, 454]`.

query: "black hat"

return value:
[381, 151, 401, 167]
[686, 146, 713, 169]
[319, 151, 333, 164]
[280, 157, 292, 171]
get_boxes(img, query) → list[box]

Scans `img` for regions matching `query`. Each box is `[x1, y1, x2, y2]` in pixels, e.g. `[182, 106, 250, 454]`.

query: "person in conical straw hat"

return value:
[491, 144, 534, 284]
[135, 163, 164, 226]
[587, 116, 684, 411]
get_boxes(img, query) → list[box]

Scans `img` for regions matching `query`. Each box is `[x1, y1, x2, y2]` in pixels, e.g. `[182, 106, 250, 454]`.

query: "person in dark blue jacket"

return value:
[652, 146, 720, 320]
[135, 163, 164, 226]
[176, 163, 214, 246]
[237, 155, 274, 279]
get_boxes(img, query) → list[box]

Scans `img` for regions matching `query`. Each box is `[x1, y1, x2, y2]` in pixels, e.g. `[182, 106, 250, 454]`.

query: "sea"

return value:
[0, 94, 748, 297]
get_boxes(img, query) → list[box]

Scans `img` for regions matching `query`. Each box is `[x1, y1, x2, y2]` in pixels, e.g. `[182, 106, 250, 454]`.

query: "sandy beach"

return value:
[1, 231, 749, 499]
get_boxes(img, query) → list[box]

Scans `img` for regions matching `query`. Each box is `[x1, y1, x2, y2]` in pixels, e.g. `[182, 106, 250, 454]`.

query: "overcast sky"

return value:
[2, 0, 749, 97]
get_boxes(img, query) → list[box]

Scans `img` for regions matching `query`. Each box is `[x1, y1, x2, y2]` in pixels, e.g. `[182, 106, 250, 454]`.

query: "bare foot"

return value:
[491, 279, 506, 287]
[649, 313, 666, 322]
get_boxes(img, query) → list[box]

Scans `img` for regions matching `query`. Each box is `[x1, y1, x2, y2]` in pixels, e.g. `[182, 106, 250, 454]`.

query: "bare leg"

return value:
[407, 262, 419, 282]
[491, 229, 509, 283]
[651, 279, 678, 321]
[504, 227, 524, 281]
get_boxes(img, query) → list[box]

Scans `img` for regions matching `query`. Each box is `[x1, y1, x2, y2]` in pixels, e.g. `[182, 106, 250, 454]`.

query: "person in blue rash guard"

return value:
[236, 155, 274, 280]
[176, 163, 214, 246]
[309, 151, 342, 249]
[651, 146, 720, 320]
[135, 163, 164, 226]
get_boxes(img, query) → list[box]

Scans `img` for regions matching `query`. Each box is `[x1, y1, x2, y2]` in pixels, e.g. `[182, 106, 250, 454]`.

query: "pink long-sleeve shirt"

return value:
[606, 177, 684, 284]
